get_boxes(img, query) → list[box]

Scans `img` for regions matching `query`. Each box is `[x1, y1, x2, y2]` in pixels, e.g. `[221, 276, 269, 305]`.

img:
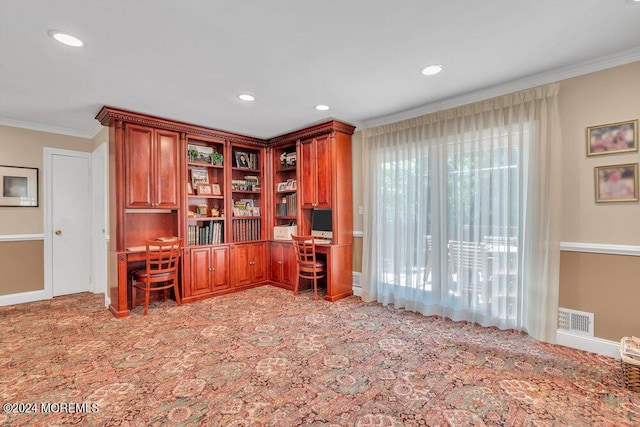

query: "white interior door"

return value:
[48, 149, 92, 296]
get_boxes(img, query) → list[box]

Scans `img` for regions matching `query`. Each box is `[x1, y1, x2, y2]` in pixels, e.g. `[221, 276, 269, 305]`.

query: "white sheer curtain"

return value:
[361, 84, 561, 342]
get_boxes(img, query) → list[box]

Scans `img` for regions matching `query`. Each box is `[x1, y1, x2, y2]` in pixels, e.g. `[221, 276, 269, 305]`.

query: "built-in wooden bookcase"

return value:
[230, 144, 264, 242]
[97, 106, 355, 316]
[272, 142, 299, 228]
[185, 136, 226, 246]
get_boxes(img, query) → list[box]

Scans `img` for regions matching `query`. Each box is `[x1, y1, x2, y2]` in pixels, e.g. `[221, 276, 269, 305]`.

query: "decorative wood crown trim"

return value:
[96, 107, 354, 147]
[96, 106, 267, 146]
[268, 120, 356, 145]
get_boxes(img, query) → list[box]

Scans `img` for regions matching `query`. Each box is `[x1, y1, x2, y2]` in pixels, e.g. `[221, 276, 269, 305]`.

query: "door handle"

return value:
[55, 230, 62, 235]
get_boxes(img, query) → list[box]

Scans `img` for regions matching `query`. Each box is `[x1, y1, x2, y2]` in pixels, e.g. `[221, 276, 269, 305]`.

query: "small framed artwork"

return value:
[587, 119, 638, 156]
[594, 163, 638, 203]
[191, 168, 209, 187]
[197, 184, 213, 195]
[235, 151, 250, 168]
[0, 165, 38, 207]
[277, 182, 287, 192]
[211, 183, 221, 195]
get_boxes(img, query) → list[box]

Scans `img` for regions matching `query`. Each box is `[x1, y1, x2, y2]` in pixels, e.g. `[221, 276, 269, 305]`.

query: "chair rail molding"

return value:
[560, 241, 640, 256]
[0, 234, 45, 242]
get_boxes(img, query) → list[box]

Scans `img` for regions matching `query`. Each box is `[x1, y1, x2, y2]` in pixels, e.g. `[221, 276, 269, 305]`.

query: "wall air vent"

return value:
[558, 307, 594, 337]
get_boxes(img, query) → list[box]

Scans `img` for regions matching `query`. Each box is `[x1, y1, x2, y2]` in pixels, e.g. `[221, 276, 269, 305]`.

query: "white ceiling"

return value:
[1, 0, 639, 140]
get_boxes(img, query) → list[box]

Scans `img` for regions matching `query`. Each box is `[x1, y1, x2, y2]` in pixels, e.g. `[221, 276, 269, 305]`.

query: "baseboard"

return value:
[352, 285, 362, 297]
[556, 330, 620, 359]
[0, 289, 50, 306]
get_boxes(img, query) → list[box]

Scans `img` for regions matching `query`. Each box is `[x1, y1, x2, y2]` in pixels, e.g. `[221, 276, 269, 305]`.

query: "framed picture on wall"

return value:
[0, 165, 38, 207]
[586, 119, 638, 156]
[594, 163, 638, 203]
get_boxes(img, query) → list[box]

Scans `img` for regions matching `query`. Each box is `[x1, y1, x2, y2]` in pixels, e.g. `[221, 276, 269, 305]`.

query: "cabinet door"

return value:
[300, 139, 316, 208]
[281, 242, 297, 286]
[125, 124, 154, 208]
[155, 129, 180, 208]
[251, 242, 267, 282]
[233, 244, 252, 287]
[314, 134, 332, 208]
[190, 247, 213, 296]
[299, 136, 332, 208]
[210, 246, 230, 291]
[269, 243, 284, 282]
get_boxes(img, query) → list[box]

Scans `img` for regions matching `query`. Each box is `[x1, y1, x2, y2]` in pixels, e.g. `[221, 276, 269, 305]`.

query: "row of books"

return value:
[276, 193, 297, 216]
[231, 175, 261, 191]
[188, 222, 223, 245]
[233, 218, 261, 242]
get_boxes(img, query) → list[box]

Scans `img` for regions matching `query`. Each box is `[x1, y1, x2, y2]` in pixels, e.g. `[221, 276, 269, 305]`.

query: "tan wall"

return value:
[559, 251, 640, 341]
[351, 62, 640, 342]
[0, 240, 44, 295]
[0, 125, 95, 234]
[0, 125, 96, 296]
[557, 61, 640, 342]
[559, 61, 640, 245]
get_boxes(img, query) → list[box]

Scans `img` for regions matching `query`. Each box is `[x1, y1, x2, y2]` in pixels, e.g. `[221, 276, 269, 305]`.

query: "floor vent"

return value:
[352, 272, 362, 287]
[558, 307, 594, 337]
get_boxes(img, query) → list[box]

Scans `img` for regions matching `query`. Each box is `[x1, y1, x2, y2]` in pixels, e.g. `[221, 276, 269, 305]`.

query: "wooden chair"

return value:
[131, 239, 182, 315]
[291, 235, 326, 300]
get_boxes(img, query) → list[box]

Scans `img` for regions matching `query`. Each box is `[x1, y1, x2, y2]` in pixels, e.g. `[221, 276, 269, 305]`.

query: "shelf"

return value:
[188, 161, 224, 169]
[232, 190, 262, 194]
[276, 190, 297, 195]
[188, 195, 224, 199]
[188, 216, 225, 221]
[232, 167, 260, 173]
[276, 166, 297, 172]
[276, 216, 297, 220]
[233, 216, 263, 220]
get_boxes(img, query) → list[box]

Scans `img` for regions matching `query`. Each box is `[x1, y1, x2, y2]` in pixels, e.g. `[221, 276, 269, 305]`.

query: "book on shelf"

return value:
[188, 222, 224, 245]
[275, 193, 296, 216]
[232, 176, 261, 191]
[233, 218, 261, 242]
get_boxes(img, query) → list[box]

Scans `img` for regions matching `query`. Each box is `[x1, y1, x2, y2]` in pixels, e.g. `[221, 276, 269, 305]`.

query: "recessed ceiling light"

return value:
[48, 30, 84, 47]
[315, 104, 330, 111]
[237, 93, 256, 102]
[420, 64, 442, 76]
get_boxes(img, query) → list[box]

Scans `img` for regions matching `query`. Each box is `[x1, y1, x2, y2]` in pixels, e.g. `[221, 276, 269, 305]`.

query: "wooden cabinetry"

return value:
[269, 241, 297, 288]
[232, 242, 267, 287]
[125, 123, 180, 209]
[97, 107, 354, 317]
[300, 134, 331, 209]
[268, 121, 355, 301]
[182, 245, 229, 302]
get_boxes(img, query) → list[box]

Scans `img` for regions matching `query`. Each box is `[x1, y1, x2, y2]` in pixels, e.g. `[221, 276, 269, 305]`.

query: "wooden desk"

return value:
[109, 249, 144, 317]
[314, 243, 353, 302]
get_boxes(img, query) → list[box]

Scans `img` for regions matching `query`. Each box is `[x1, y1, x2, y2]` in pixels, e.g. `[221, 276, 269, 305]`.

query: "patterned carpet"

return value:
[0, 285, 638, 426]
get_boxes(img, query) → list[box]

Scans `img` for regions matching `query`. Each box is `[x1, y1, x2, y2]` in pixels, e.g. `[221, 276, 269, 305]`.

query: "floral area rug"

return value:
[0, 285, 638, 426]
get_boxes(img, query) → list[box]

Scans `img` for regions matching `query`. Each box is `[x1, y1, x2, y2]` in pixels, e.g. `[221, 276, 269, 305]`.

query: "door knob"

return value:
[55, 230, 62, 235]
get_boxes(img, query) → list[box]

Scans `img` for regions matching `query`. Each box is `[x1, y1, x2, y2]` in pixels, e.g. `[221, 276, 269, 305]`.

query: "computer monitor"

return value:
[311, 208, 333, 240]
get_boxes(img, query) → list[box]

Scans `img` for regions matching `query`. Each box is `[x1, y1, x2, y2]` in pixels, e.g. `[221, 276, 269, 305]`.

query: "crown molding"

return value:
[0, 117, 96, 139]
[360, 48, 640, 131]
